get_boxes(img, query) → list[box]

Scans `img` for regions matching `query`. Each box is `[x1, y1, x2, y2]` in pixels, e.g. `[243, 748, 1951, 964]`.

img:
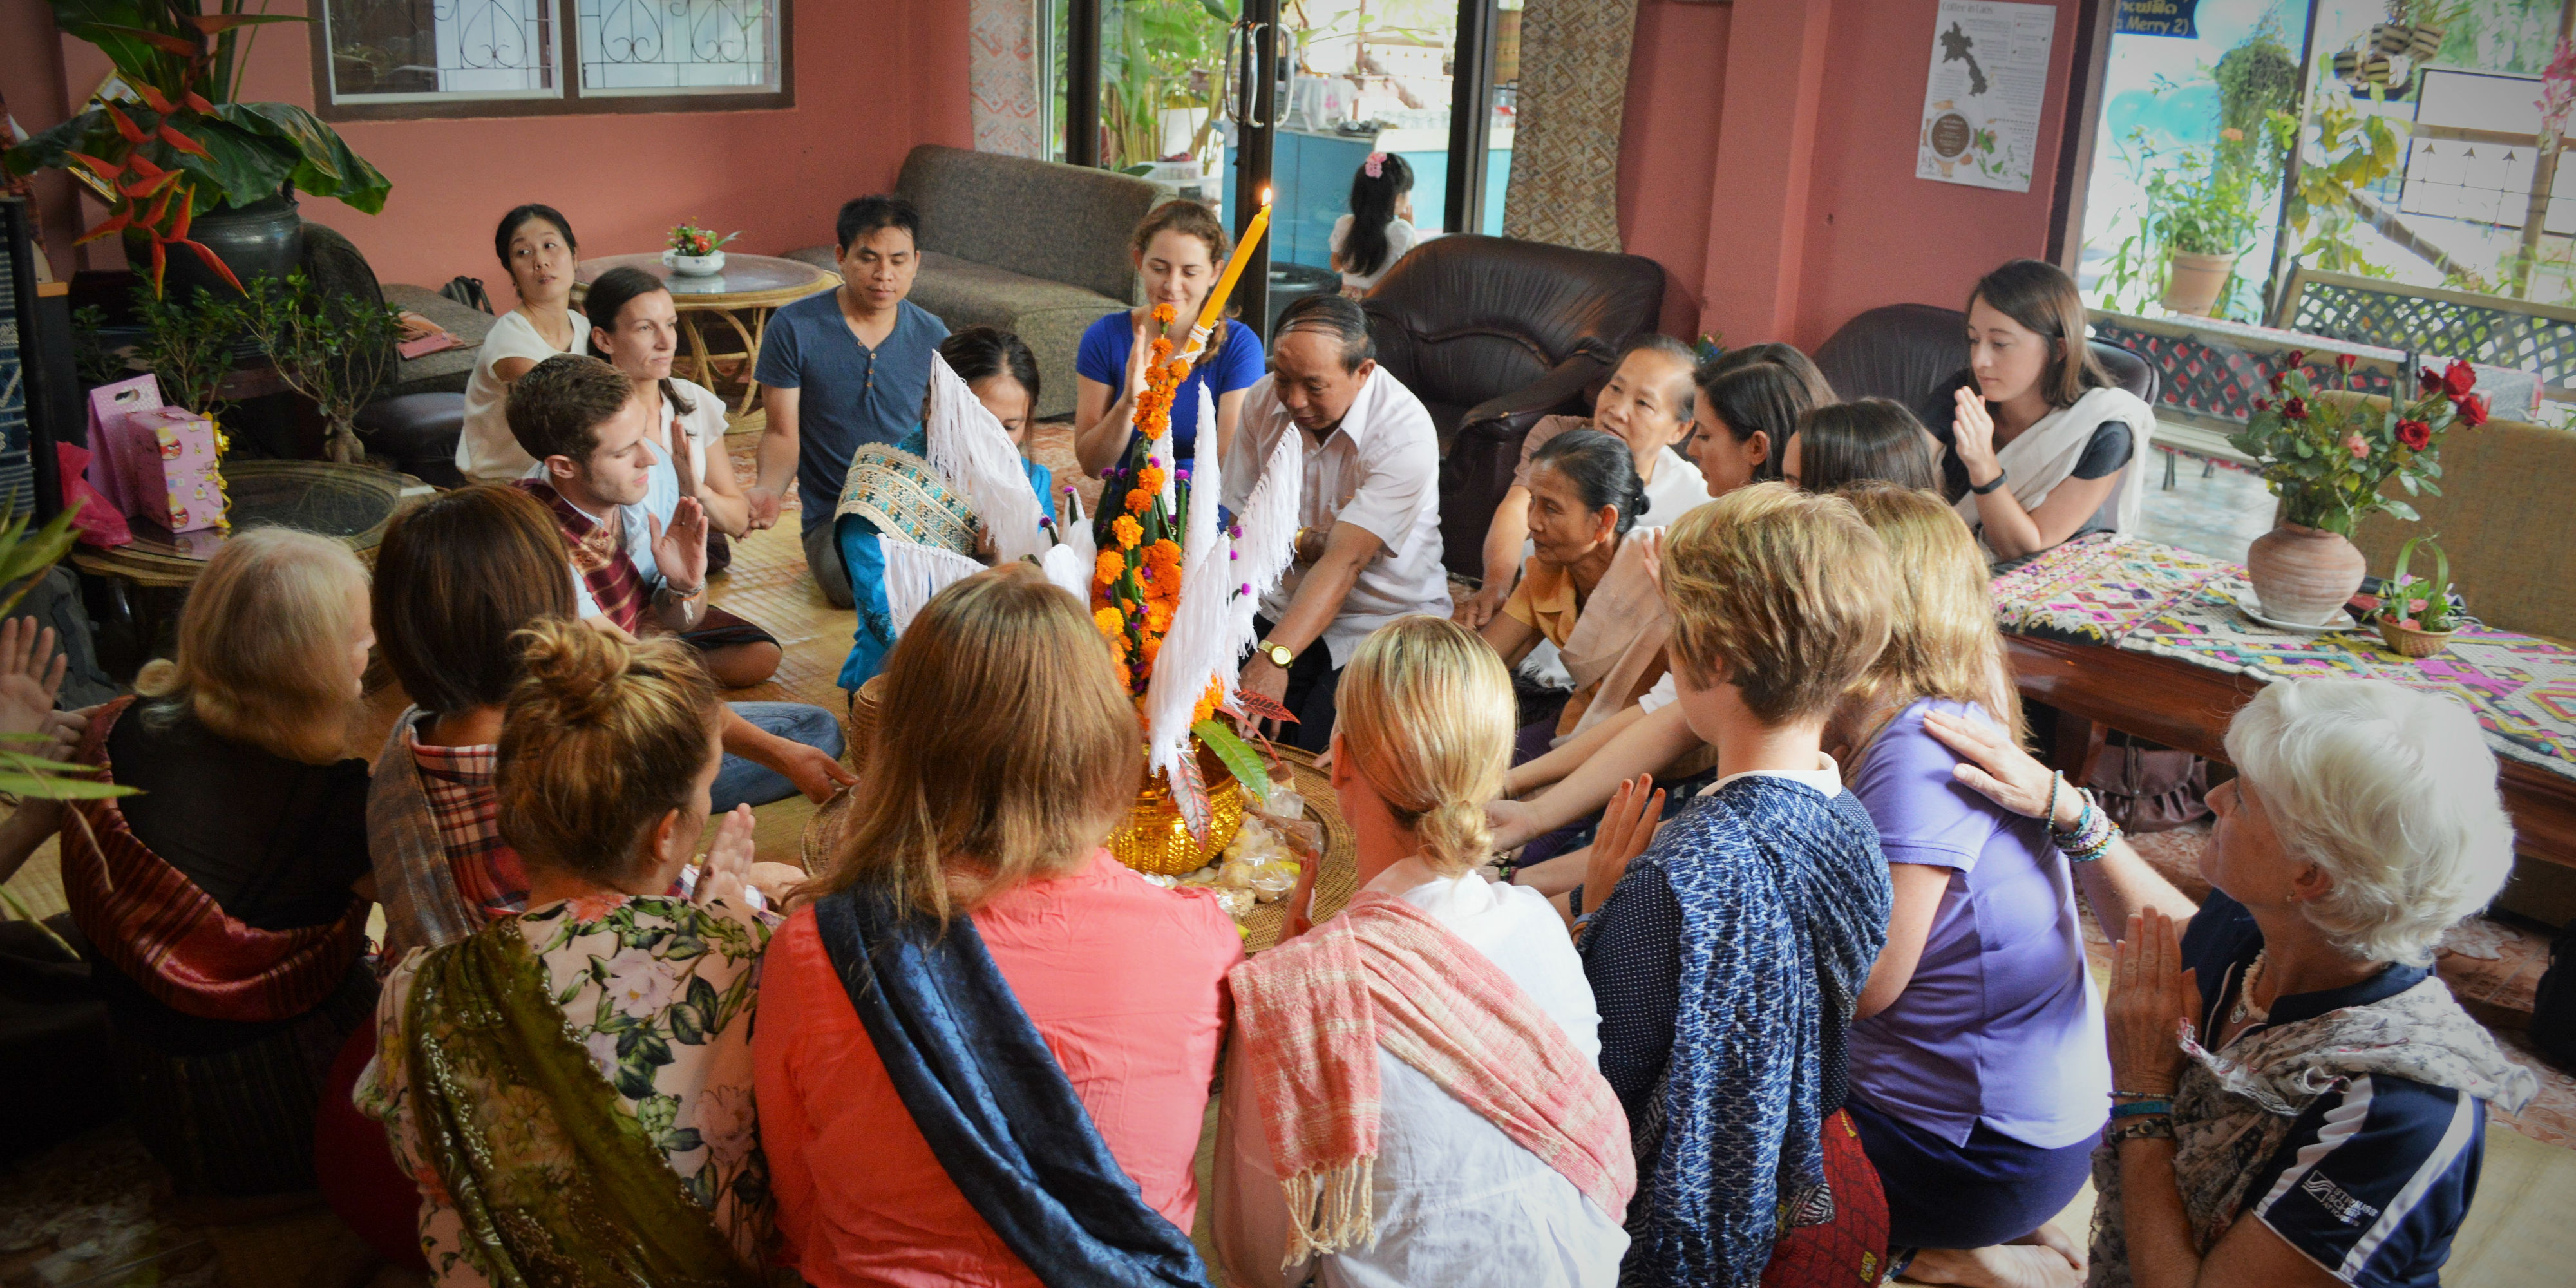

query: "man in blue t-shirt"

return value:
[748, 194, 949, 607]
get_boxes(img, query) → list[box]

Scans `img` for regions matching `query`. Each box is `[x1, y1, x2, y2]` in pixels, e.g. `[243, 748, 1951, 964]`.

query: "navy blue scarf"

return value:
[1629, 777, 1892, 1287]
[813, 885, 1208, 1287]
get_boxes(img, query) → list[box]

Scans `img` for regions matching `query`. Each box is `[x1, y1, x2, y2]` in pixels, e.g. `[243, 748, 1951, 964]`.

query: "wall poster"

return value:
[1916, 0, 2059, 193]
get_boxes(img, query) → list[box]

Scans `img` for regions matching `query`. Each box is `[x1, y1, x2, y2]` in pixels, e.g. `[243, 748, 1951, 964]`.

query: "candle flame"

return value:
[1260, 186, 1273, 206]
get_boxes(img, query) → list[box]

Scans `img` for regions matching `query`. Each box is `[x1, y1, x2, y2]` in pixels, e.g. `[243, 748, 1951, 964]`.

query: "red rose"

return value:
[2268, 369, 2288, 393]
[2420, 367, 2444, 395]
[2284, 348, 2307, 369]
[2283, 396, 2309, 421]
[2443, 359, 2477, 397]
[2336, 352, 2359, 372]
[2252, 396, 2272, 412]
[2396, 418, 2431, 450]
[2455, 393, 2490, 426]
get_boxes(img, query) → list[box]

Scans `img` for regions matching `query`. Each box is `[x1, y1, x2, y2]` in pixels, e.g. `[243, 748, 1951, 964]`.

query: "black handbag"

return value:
[2533, 918, 2576, 1071]
[437, 275, 495, 314]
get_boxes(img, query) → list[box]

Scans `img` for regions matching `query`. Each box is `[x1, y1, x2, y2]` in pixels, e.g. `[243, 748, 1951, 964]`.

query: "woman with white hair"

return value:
[1922, 677, 2537, 1288]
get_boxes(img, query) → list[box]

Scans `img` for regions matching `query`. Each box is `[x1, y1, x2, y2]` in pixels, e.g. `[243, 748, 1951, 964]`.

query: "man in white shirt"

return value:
[1224, 294, 1450, 752]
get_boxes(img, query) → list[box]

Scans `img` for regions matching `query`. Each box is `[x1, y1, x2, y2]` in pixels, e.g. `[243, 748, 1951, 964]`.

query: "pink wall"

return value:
[3, 0, 973, 297]
[1616, 0, 2083, 351]
[1615, 0, 1732, 340]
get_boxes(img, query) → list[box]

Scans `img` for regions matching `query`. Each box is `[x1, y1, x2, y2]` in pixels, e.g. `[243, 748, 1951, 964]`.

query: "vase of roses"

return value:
[2230, 351, 2486, 626]
[1089, 303, 1299, 875]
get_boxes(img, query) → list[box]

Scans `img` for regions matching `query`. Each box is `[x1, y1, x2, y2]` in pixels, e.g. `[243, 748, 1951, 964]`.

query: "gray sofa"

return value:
[788, 145, 1169, 420]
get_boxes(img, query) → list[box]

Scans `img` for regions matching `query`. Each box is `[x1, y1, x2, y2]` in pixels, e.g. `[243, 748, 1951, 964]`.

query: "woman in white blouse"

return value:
[1217, 616, 1632, 1288]
[457, 204, 589, 484]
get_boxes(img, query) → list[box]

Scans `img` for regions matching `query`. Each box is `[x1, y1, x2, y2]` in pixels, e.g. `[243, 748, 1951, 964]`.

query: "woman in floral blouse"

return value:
[360, 620, 779, 1287]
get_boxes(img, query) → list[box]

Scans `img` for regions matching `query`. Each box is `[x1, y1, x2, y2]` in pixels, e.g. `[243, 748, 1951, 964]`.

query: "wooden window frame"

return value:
[310, 0, 795, 122]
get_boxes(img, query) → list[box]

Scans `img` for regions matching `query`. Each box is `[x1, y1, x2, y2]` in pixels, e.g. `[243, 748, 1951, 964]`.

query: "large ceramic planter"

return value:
[154, 189, 303, 303]
[2247, 524, 2367, 627]
[2161, 251, 2238, 317]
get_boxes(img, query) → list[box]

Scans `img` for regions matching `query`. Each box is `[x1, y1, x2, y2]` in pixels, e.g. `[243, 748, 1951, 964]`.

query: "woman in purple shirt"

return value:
[1834, 486, 2107, 1287]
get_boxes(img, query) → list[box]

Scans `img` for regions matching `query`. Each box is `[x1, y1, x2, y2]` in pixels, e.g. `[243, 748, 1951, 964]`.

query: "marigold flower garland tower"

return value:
[2230, 352, 2485, 626]
[1089, 197, 1302, 875]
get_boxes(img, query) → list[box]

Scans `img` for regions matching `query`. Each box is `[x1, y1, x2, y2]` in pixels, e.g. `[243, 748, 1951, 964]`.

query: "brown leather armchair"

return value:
[1812, 301, 2161, 418]
[1359, 235, 1665, 578]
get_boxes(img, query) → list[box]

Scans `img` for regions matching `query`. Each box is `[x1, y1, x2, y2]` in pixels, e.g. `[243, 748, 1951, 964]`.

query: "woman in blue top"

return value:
[834, 327, 1057, 692]
[1072, 200, 1267, 478]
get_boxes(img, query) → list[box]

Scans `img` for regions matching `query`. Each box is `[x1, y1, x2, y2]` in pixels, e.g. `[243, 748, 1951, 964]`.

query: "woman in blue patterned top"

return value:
[1572, 483, 1899, 1287]
[832, 328, 1057, 692]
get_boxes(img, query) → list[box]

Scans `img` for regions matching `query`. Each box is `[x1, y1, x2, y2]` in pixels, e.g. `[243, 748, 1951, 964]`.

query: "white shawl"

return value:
[1953, 385, 2157, 546]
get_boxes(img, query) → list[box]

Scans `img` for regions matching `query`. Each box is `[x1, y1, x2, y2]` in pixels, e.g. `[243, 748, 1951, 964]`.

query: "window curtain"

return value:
[971, 0, 1045, 158]
[1501, 0, 1640, 254]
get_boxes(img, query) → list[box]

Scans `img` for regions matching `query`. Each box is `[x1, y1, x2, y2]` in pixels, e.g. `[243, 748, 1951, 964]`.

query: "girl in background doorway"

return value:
[1331, 151, 1420, 295]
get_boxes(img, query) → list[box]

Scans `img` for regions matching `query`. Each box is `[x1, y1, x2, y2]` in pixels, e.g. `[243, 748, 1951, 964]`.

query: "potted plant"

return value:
[2149, 146, 2262, 316]
[664, 222, 740, 276]
[2369, 533, 2465, 658]
[225, 272, 405, 464]
[2229, 352, 2487, 625]
[1, 3, 390, 296]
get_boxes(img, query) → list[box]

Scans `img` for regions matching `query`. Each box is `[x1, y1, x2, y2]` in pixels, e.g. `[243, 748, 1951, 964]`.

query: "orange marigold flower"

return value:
[1140, 636, 1164, 665]
[1153, 303, 1176, 325]
[1093, 607, 1124, 638]
[1094, 550, 1126, 586]
[1147, 538, 1183, 567]
[1191, 681, 1222, 726]
[1137, 465, 1167, 493]
[1145, 605, 1175, 636]
[1126, 488, 1151, 514]
[1112, 515, 1143, 549]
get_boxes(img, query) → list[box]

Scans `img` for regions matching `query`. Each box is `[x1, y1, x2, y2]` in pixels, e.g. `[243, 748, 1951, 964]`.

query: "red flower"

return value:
[2268, 369, 2288, 393]
[2442, 359, 2477, 398]
[2336, 352, 2359, 372]
[2454, 393, 2490, 427]
[2282, 397, 2309, 421]
[2252, 396, 2272, 412]
[2420, 366, 2444, 395]
[2395, 418, 2431, 450]
[2284, 348, 2307, 369]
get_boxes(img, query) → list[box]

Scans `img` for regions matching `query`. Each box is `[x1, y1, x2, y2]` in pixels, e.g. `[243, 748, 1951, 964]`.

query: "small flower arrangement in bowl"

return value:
[2370, 533, 2467, 658]
[663, 222, 741, 276]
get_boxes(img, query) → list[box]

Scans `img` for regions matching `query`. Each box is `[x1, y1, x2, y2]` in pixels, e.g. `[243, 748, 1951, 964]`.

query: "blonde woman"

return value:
[1216, 616, 1634, 1287]
[1832, 486, 2102, 1287]
[753, 565, 1240, 1286]
[37, 529, 378, 1200]
[362, 622, 775, 1286]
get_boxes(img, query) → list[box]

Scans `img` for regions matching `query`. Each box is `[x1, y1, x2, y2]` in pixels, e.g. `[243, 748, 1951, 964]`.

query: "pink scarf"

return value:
[1228, 891, 1635, 1263]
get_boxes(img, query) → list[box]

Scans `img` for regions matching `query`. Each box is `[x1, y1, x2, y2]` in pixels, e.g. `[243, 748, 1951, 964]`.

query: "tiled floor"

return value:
[2134, 447, 2277, 562]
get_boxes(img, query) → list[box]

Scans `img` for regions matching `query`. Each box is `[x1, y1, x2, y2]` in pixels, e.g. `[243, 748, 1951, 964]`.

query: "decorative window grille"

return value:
[319, 1, 786, 116]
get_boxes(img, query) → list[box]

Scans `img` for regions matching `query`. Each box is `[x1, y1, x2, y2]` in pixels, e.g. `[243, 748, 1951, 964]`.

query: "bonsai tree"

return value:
[228, 272, 404, 464]
[1, 3, 390, 294]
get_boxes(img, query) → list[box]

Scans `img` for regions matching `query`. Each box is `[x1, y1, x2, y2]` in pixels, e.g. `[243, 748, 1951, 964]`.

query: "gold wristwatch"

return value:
[1256, 638, 1295, 668]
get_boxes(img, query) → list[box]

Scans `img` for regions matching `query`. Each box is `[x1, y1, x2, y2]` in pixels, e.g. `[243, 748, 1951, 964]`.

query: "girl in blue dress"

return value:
[1070, 200, 1267, 480]
[833, 327, 1059, 691]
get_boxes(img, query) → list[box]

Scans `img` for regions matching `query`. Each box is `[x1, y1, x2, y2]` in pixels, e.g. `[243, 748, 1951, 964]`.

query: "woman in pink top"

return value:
[754, 565, 1242, 1287]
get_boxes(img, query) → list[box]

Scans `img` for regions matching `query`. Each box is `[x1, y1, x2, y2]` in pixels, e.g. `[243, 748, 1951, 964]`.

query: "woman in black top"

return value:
[1926, 260, 2155, 562]
[42, 528, 380, 1197]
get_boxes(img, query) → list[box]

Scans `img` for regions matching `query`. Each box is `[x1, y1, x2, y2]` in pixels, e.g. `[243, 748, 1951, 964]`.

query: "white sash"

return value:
[1953, 385, 2157, 544]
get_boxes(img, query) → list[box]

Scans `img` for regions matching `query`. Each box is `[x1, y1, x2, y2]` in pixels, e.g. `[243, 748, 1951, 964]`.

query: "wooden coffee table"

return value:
[2011, 633, 2576, 870]
[573, 254, 841, 417]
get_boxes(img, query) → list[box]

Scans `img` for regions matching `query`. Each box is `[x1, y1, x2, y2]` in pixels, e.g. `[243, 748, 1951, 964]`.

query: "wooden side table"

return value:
[573, 254, 842, 418]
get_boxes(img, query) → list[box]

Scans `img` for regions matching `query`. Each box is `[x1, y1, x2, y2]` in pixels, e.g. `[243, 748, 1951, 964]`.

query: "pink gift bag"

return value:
[84, 374, 162, 518]
[115, 406, 231, 534]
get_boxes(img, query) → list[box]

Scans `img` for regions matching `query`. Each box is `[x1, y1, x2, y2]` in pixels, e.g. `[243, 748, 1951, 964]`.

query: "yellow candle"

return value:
[1182, 188, 1271, 364]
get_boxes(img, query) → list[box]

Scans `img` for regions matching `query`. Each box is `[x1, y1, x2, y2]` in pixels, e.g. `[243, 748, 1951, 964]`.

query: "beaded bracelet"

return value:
[2050, 787, 2122, 864]
[2109, 1099, 2173, 1120]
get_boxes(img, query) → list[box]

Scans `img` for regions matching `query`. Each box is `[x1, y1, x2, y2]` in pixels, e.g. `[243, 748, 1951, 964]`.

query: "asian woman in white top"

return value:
[457, 204, 589, 484]
[1329, 152, 1421, 295]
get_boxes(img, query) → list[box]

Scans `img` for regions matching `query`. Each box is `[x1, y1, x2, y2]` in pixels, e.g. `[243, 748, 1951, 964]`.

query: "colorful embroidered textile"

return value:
[61, 697, 368, 1024]
[361, 895, 774, 1287]
[1229, 891, 1636, 1262]
[1756, 1109, 1888, 1288]
[1992, 535, 2576, 781]
[522, 480, 649, 634]
[835, 439, 980, 557]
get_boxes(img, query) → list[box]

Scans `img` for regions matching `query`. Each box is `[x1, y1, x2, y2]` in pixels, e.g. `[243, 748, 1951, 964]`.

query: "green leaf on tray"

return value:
[1195, 719, 1271, 805]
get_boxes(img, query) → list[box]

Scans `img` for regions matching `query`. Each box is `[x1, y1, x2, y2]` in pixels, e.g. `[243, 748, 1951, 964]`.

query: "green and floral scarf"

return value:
[403, 914, 766, 1288]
